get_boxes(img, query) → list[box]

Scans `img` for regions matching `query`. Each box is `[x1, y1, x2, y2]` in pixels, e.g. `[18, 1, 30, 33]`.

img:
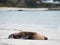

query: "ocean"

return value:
[0, 11, 60, 45]
[0, 11, 60, 28]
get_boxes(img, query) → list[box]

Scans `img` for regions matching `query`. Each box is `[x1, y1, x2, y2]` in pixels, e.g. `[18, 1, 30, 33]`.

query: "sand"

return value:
[0, 7, 48, 11]
[0, 28, 60, 45]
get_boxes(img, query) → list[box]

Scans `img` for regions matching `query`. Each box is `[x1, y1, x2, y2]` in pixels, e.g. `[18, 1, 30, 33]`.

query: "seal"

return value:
[8, 31, 48, 40]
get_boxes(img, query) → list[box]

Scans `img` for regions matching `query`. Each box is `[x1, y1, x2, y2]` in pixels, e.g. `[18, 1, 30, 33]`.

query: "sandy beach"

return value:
[0, 7, 49, 11]
[0, 7, 60, 11]
[0, 27, 60, 45]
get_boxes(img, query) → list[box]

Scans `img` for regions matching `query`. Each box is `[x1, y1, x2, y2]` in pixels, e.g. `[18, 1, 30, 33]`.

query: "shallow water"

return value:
[0, 11, 60, 28]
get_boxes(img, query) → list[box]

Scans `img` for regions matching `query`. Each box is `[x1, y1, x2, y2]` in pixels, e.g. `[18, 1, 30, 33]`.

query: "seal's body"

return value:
[8, 31, 48, 40]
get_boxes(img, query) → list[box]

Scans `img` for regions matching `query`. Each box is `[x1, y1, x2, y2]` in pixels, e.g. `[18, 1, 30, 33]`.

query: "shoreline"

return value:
[0, 7, 49, 11]
[0, 7, 60, 11]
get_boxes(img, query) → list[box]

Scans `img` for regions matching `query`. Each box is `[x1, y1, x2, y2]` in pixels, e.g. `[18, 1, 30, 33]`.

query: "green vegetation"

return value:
[0, 0, 60, 8]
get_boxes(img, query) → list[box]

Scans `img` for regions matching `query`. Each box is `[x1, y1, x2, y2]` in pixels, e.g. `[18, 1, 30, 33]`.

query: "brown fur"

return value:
[8, 31, 48, 40]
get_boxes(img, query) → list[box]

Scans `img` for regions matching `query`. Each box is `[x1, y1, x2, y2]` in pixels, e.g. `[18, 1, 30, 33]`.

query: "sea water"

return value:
[0, 11, 60, 45]
[0, 11, 60, 28]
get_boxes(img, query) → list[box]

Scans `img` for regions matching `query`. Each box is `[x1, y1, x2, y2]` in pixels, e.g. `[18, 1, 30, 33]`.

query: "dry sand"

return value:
[0, 7, 48, 11]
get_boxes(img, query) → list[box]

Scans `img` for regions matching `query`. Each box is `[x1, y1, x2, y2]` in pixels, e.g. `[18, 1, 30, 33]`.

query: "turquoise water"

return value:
[0, 11, 60, 28]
